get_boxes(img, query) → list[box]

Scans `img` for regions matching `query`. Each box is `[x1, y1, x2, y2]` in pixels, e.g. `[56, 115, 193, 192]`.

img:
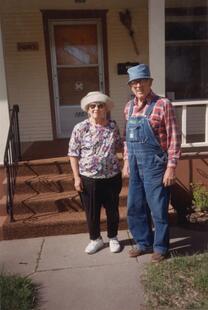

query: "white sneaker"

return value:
[109, 237, 121, 253]
[85, 237, 104, 254]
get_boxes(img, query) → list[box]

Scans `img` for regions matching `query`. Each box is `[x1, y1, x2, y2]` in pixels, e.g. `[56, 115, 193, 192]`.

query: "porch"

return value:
[21, 139, 69, 161]
[0, 0, 208, 239]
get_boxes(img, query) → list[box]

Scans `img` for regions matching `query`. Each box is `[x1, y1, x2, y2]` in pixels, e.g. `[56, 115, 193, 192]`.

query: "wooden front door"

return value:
[49, 20, 105, 137]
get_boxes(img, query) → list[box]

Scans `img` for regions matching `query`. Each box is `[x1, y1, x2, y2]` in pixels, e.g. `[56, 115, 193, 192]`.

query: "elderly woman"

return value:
[68, 91, 122, 254]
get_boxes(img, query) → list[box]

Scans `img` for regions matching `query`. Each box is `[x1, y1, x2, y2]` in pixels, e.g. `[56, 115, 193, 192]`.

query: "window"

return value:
[165, 3, 208, 100]
[165, 1, 208, 148]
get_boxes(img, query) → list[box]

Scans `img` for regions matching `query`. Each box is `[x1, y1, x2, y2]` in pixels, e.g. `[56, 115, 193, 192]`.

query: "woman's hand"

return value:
[74, 176, 83, 192]
[163, 167, 176, 187]
[69, 157, 83, 192]
[122, 160, 129, 178]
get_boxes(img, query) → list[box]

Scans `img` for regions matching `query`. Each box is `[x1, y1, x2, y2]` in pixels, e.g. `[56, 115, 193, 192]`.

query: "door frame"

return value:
[42, 10, 109, 139]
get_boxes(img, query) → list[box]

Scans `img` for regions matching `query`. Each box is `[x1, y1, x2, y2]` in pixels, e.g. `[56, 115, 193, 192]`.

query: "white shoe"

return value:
[85, 237, 104, 254]
[109, 237, 121, 253]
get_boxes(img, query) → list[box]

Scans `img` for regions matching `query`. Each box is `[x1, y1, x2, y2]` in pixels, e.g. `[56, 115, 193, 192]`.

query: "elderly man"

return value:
[123, 64, 181, 263]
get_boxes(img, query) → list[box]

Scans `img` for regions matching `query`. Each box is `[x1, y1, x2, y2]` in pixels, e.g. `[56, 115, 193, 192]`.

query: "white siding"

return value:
[0, 21, 10, 164]
[1, 12, 53, 142]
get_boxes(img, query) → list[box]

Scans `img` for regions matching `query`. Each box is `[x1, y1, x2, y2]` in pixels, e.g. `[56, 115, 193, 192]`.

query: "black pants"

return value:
[80, 173, 122, 240]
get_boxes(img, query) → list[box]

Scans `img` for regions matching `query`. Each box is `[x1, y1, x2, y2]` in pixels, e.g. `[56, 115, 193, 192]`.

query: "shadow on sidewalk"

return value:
[119, 225, 208, 257]
[170, 225, 208, 257]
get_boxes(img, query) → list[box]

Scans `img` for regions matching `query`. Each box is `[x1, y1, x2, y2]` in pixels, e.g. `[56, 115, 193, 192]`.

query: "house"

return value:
[0, 0, 207, 237]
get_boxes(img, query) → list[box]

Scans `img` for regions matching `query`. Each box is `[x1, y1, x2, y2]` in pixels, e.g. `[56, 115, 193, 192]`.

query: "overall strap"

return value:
[145, 96, 160, 117]
[128, 99, 135, 118]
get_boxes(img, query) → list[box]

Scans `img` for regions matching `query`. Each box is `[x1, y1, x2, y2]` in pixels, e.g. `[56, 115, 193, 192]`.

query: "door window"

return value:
[54, 24, 100, 106]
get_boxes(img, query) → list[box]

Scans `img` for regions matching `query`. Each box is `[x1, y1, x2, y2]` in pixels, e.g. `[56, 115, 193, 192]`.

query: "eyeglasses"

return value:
[129, 79, 149, 86]
[88, 103, 105, 110]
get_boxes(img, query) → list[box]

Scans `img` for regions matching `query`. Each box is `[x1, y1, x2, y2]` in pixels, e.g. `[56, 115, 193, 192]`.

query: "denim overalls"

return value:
[126, 97, 170, 254]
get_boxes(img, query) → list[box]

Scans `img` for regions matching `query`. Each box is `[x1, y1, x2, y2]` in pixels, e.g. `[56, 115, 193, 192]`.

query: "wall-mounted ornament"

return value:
[117, 62, 140, 75]
[119, 9, 139, 55]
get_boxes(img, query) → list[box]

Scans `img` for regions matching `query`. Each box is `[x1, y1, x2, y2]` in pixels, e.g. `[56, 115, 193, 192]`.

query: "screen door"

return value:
[49, 20, 105, 137]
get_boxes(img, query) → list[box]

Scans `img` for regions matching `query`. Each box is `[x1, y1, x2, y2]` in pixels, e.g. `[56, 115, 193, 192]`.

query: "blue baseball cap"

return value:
[127, 64, 152, 84]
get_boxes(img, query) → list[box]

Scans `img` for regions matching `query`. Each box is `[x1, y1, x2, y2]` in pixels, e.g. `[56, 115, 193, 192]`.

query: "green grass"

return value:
[0, 273, 40, 310]
[142, 252, 208, 309]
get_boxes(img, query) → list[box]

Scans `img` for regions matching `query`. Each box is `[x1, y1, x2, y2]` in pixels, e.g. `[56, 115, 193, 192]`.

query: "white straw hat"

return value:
[81, 91, 114, 112]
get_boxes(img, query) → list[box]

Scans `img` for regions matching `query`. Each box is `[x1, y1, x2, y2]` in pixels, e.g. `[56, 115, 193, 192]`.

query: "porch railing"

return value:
[4, 104, 21, 222]
[173, 100, 208, 148]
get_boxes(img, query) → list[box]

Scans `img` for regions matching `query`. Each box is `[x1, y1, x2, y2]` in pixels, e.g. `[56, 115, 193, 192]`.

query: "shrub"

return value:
[191, 183, 208, 212]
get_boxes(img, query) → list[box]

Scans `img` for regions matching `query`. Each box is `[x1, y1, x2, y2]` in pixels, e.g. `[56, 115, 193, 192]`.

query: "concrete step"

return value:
[15, 173, 129, 194]
[15, 173, 75, 194]
[0, 216, 7, 240]
[1, 206, 128, 240]
[17, 155, 124, 177]
[12, 187, 128, 215]
[1, 207, 178, 240]
[0, 196, 7, 216]
[17, 157, 72, 177]
[0, 155, 128, 240]
[13, 190, 83, 215]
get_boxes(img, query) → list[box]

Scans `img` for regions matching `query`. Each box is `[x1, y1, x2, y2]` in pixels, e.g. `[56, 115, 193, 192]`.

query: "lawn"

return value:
[143, 252, 208, 309]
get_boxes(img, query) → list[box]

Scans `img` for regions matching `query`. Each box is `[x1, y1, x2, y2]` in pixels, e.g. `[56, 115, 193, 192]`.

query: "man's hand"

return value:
[74, 176, 83, 192]
[122, 160, 129, 178]
[163, 167, 176, 187]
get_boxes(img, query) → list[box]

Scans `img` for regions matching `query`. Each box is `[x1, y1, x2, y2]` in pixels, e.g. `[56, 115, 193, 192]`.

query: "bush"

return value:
[191, 183, 208, 212]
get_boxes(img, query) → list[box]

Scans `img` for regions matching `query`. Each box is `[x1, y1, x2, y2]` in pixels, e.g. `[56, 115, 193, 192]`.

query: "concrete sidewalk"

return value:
[0, 227, 208, 310]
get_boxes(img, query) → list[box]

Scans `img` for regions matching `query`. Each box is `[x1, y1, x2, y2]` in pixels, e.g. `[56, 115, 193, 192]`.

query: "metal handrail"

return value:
[3, 105, 21, 222]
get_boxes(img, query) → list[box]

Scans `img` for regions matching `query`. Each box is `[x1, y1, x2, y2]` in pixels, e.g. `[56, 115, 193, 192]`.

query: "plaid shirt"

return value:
[124, 90, 181, 167]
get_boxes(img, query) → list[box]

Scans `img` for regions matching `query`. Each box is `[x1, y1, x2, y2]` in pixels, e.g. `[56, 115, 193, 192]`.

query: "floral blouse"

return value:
[68, 119, 122, 178]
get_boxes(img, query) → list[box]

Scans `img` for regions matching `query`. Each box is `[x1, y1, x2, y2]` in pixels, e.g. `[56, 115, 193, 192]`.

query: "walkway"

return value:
[0, 227, 208, 310]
